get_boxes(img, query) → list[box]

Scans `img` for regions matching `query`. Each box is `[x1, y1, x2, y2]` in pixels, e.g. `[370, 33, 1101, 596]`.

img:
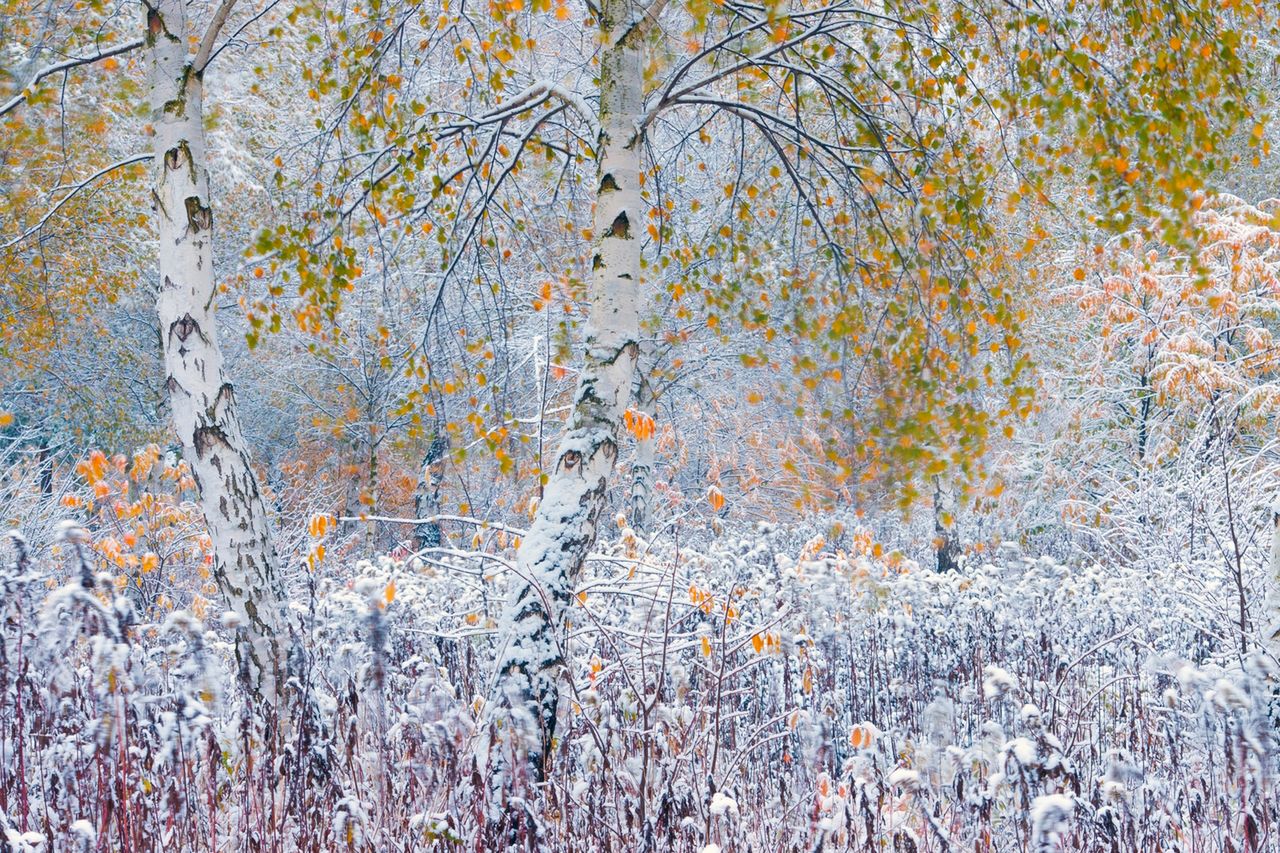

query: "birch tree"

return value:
[483, 0, 648, 779]
[144, 0, 291, 715]
[1268, 499, 1280, 659]
[254, 0, 1274, 792]
[0, 0, 295, 715]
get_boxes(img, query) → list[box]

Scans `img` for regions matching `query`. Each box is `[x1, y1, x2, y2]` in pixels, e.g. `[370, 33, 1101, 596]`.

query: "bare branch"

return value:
[0, 153, 153, 252]
[0, 39, 145, 119]
[193, 0, 241, 74]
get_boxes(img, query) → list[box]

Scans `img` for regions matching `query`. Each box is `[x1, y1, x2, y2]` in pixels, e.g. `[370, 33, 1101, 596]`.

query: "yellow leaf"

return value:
[701, 636, 712, 657]
[385, 580, 396, 604]
[751, 633, 764, 654]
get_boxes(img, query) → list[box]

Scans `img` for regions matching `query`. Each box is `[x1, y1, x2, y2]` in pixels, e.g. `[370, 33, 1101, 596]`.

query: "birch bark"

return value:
[629, 372, 656, 537]
[1266, 500, 1280, 656]
[485, 0, 646, 779]
[933, 475, 960, 573]
[413, 435, 448, 551]
[145, 0, 290, 717]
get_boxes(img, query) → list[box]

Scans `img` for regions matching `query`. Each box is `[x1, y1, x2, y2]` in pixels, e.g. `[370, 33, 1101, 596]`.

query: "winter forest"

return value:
[4, 0, 1280, 850]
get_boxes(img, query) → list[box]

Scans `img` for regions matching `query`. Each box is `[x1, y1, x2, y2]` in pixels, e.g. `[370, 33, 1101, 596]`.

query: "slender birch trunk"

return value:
[145, 0, 290, 718]
[629, 372, 656, 536]
[413, 435, 447, 551]
[1266, 499, 1280, 656]
[485, 0, 645, 780]
[932, 475, 960, 573]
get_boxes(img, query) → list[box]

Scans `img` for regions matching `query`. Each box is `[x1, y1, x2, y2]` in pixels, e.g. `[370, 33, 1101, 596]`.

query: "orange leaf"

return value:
[707, 485, 726, 513]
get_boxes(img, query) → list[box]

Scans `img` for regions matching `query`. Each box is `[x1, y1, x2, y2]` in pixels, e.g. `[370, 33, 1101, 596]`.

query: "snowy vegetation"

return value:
[3, 0, 1280, 848]
[2, 511, 1278, 850]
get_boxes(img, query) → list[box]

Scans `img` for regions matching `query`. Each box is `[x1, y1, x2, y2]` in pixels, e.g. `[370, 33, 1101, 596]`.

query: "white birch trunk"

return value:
[484, 0, 645, 780]
[145, 0, 289, 717]
[933, 475, 960, 573]
[1265, 499, 1280, 656]
[629, 373, 655, 537]
[413, 435, 447, 550]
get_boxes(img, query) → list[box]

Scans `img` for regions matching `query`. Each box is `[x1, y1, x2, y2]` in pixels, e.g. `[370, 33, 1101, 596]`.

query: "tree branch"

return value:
[0, 153, 153, 252]
[0, 39, 145, 119]
[193, 0, 240, 74]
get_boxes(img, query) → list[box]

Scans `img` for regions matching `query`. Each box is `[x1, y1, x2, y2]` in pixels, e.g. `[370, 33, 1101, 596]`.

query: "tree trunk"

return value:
[1266, 499, 1280, 655]
[145, 0, 290, 718]
[366, 426, 379, 550]
[933, 476, 961, 573]
[413, 434, 447, 551]
[629, 372, 655, 537]
[485, 0, 644, 783]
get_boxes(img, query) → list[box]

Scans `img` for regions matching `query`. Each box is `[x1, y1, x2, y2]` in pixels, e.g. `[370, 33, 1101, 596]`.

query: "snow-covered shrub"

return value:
[1, 517, 1277, 850]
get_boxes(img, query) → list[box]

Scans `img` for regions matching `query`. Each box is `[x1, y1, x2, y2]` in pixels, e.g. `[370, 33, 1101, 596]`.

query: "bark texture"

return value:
[485, 0, 645, 782]
[145, 0, 290, 715]
[413, 435, 448, 550]
[1266, 500, 1280, 653]
[629, 373, 656, 536]
[933, 476, 961, 573]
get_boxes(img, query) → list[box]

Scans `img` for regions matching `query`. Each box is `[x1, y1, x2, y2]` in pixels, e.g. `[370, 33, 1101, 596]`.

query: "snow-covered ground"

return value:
[3, 522, 1276, 850]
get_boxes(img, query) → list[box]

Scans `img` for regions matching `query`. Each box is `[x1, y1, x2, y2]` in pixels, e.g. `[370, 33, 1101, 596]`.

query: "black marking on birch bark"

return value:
[164, 141, 190, 172]
[561, 450, 582, 471]
[144, 3, 181, 44]
[145, 6, 163, 43]
[607, 211, 630, 239]
[192, 423, 231, 456]
[512, 595, 551, 624]
[162, 140, 199, 187]
[210, 382, 235, 416]
[599, 173, 619, 193]
[185, 196, 212, 233]
[170, 313, 203, 344]
[592, 253, 603, 270]
[591, 340, 638, 368]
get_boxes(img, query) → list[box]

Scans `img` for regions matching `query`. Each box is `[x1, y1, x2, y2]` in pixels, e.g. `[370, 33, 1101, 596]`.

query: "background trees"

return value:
[2, 0, 1280, 846]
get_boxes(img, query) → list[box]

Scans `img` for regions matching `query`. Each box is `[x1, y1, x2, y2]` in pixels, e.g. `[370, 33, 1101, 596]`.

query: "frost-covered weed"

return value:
[1, 521, 1277, 851]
